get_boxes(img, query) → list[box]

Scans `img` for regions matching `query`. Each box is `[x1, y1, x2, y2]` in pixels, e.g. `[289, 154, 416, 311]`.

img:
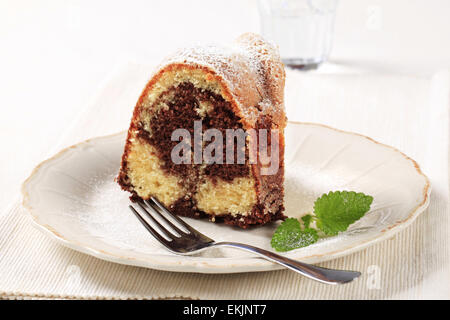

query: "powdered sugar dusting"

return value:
[154, 33, 286, 128]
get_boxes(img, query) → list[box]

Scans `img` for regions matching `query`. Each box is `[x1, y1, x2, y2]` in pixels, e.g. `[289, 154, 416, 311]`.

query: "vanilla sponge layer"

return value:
[126, 142, 186, 206]
[127, 141, 257, 216]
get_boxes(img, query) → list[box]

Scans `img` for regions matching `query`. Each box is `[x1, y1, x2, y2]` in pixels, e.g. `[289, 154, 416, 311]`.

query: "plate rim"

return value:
[21, 121, 431, 273]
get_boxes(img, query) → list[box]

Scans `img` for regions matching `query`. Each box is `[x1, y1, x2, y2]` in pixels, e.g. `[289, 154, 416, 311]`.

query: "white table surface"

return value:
[0, 0, 449, 298]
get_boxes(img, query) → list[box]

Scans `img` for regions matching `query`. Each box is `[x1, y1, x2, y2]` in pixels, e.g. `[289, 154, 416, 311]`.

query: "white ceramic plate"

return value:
[22, 122, 430, 273]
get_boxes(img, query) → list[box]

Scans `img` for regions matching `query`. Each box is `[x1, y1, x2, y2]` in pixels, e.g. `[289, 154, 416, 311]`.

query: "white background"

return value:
[1, 0, 449, 214]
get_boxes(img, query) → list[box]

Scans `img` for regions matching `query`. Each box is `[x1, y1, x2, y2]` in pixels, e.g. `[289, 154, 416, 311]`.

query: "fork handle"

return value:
[214, 242, 360, 284]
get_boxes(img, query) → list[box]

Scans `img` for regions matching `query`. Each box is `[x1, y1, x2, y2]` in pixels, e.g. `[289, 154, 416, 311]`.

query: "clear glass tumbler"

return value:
[258, 0, 338, 69]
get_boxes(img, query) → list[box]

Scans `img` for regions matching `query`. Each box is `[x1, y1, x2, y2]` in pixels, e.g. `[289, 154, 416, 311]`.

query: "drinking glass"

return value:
[258, 0, 338, 69]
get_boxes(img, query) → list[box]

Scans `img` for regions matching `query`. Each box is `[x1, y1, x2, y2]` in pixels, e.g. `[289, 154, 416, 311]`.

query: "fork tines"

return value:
[129, 197, 213, 252]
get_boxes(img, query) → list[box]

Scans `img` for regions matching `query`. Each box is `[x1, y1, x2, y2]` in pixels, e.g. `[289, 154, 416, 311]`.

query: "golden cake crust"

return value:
[136, 33, 286, 131]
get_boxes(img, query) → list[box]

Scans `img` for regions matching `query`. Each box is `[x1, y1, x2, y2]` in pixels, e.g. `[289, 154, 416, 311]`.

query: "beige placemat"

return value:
[1, 63, 448, 299]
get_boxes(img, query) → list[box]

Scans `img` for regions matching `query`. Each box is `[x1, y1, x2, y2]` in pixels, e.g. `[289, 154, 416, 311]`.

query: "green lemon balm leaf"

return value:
[314, 191, 373, 236]
[271, 218, 319, 252]
[301, 214, 313, 228]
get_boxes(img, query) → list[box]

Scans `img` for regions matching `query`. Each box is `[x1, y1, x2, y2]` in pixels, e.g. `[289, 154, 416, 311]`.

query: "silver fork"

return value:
[130, 197, 361, 284]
